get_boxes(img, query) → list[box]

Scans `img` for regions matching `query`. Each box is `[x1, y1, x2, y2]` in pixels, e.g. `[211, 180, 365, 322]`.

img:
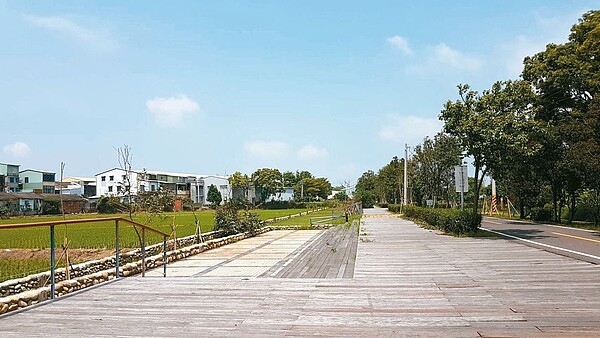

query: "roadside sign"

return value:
[454, 165, 468, 193]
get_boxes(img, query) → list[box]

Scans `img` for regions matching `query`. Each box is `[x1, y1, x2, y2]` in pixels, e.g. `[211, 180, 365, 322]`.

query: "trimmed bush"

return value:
[402, 205, 481, 235]
[387, 204, 402, 213]
[531, 206, 553, 222]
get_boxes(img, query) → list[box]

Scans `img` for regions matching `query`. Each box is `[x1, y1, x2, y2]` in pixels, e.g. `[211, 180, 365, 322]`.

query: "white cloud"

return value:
[23, 14, 117, 52]
[297, 145, 329, 161]
[244, 140, 290, 160]
[499, 11, 579, 78]
[387, 35, 413, 55]
[146, 94, 200, 127]
[3, 142, 31, 158]
[433, 43, 482, 71]
[379, 114, 443, 145]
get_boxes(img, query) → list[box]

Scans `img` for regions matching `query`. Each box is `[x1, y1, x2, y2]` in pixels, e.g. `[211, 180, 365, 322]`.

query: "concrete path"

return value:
[145, 229, 323, 277]
[1, 208, 600, 337]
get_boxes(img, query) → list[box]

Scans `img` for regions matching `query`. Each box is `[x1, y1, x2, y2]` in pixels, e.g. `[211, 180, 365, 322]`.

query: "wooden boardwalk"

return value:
[1, 209, 600, 337]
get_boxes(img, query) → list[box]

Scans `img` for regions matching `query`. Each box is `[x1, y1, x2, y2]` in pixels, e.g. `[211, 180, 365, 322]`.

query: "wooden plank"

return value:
[1, 208, 600, 337]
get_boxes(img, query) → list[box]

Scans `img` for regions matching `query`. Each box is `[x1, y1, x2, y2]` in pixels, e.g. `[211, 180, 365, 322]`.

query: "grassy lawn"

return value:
[270, 208, 360, 227]
[0, 208, 311, 250]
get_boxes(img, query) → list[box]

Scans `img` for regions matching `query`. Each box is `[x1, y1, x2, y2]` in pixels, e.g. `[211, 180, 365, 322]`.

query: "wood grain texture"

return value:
[1, 209, 599, 337]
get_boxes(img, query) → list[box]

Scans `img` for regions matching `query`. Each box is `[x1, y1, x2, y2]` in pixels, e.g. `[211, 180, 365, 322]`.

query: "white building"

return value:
[94, 168, 230, 205]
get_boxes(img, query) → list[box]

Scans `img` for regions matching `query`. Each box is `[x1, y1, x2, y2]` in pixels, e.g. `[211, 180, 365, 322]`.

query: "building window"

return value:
[9, 177, 15, 183]
[43, 173, 55, 182]
[109, 176, 114, 181]
[43, 186, 54, 193]
[122, 175, 127, 181]
[117, 186, 122, 193]
[108, 186, 113, 192]
[24, 177, 29, 183]
[101, 176, 106, 182]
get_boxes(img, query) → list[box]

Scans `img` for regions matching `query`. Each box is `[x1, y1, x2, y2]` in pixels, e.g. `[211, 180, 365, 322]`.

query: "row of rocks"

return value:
[0, 230, 219, 298]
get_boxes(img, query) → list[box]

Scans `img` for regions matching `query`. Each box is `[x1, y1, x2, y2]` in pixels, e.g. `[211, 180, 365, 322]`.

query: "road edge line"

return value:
[480, 227, 600, 261]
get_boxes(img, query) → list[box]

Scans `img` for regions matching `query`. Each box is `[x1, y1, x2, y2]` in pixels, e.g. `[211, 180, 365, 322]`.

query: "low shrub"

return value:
[378, 203, 388, 208]
[403, 205, 481, 235]
[0, 205, 9, 219]
[214, 203, 262, 236]
[387, 204, 402, 213]
[261, 201, 306, 210]
[531, 206, 553, 222]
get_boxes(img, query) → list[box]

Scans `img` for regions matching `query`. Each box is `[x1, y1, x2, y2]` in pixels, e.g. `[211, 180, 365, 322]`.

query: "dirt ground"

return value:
[0, 248, 117, 262]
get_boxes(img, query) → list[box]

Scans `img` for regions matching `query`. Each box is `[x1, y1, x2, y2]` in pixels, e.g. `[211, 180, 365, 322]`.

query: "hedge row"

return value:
[387, 204, 402, 213]
[401, 205, 482, 235]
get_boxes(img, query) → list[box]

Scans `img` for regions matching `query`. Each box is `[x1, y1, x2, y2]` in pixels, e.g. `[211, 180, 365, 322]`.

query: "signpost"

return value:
[454, 165, 468, 209]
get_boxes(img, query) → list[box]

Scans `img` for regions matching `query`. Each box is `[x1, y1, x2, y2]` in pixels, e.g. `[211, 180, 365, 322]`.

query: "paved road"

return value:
[482, 217, 600, 264]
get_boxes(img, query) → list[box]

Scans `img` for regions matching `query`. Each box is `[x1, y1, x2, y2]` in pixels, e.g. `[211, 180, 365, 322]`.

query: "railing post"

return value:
[115, 220, 120, 279]
[163, 237, 167, 277]
[141, 228, 146, 277]
[50, 224, 55, 300]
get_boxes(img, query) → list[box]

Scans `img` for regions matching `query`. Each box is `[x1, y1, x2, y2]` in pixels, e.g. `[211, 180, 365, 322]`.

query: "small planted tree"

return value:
[214, 201, 262, 236]
[207, 184, 222, 207]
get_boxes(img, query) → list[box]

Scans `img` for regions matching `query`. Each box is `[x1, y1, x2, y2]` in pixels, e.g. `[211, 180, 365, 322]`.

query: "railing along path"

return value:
[0, 217, 170, 299]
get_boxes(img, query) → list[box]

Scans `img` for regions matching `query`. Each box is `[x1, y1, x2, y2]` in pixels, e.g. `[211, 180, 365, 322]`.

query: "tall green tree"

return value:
[376, 156, 404, 204]
[229, 171, 251, 198]
[251, 168, 284, 203]
[206, 184, 222, 206]
[355, 170, 378, 208]
[412, 133, 461, 207]
[522, 10, 600, 222]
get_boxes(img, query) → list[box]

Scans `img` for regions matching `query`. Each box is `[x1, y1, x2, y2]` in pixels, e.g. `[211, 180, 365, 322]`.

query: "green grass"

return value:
[0, 209, 311, 250]
[0, 208, 311, 283]
[0, 258, 51, 282]
[270, 208, 360, 227]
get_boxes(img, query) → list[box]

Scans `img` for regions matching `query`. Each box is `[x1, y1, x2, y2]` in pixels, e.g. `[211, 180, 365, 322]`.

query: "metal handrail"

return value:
[0, 217, 170, 299]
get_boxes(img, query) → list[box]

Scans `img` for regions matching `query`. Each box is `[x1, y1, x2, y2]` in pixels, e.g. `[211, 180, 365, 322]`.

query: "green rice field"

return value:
[0, 208, 329, 282]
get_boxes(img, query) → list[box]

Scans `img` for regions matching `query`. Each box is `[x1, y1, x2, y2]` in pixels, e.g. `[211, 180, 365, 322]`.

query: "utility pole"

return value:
[403, 143, 408, 206]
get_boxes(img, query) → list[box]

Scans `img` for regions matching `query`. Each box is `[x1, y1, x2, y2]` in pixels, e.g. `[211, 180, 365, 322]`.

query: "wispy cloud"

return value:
[244, 140, 290, 160]
[432, 43, 482, 71]
[387, 35, 413, 55]
[498, 10, 580, 77]
[379, 114, 443, 145]
[3, 141, 31, 158]
[297, 144, 329, 161]
[23, 14, 117, 52]
[146, 94, 200, 128]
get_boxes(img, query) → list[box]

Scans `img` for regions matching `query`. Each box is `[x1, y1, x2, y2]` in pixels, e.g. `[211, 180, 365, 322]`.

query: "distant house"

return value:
[57, 176, 96, 197]
[266, 187, 295, 202]
[42, 194, 88, 214]
[19, 169, 56, 194]
[93, 168, 231, 206]
[0, 192, 43, 215]
[0, 192, 87, 215]
[0, 162, 20, 192]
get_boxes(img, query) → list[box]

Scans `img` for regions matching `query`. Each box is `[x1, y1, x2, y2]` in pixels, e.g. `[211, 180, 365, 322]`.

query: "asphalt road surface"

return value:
[482, 217, 600, 264]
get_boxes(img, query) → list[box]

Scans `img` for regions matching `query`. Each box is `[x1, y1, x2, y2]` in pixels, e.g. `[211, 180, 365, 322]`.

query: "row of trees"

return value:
[356, 11, 600, 224]
[355, 134, 463, 209]
[229, 168, 333, 203]
[440, 10, 600, 223]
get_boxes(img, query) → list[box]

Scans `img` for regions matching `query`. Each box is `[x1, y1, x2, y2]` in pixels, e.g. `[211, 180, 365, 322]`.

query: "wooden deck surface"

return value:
[1, 209, 599, 337]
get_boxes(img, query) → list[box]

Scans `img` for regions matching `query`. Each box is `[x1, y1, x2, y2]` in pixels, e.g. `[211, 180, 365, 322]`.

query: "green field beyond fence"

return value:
[0, 209, 310, 249]
[0, 208, 313, 282]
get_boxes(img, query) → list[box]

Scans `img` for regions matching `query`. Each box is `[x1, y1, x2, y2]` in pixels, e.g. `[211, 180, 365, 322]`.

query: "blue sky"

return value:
[1, 1, 598, 186]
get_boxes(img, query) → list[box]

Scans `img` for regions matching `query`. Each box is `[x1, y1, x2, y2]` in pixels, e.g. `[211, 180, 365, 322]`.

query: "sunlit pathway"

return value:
[145, 229, 323, 277]
[2, 208, 600, 337]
